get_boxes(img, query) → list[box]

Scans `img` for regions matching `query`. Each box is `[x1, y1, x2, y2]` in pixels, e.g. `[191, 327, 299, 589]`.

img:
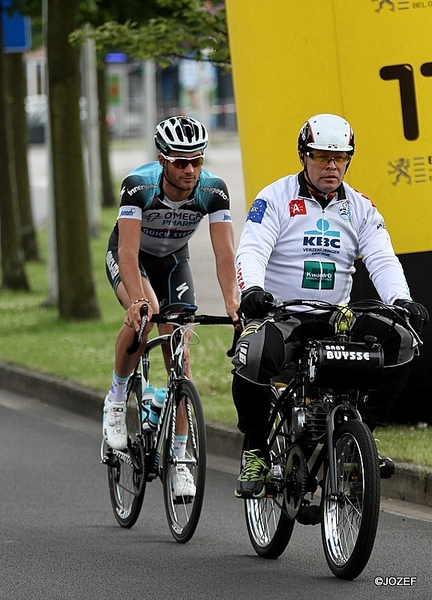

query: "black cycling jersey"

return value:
[106, 161, 232, 312]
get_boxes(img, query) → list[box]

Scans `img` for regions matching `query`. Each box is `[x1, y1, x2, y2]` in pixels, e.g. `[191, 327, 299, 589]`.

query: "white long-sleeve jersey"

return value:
[236, 172, 411, 305]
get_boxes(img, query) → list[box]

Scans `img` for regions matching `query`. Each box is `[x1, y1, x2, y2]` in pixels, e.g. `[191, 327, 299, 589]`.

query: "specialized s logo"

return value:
[176, 282, 189, 300]
[289, 199, 307, 216]
[247, 198, 267, 223]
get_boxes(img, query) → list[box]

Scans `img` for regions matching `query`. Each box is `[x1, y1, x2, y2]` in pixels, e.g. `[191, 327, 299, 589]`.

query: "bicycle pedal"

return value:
[296, 504, 321, 526]
[305, 475, 318, 494]
[102, 457, 118, 469]
[173, 495, 194, 505]
[265, 482, 279, 497]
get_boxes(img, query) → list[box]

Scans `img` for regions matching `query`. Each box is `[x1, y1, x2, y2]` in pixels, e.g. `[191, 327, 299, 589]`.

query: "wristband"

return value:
[131, 298, 151, 306]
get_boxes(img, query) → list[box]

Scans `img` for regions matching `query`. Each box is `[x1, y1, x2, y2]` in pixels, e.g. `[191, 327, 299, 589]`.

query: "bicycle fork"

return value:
[325, 403, 362, 498]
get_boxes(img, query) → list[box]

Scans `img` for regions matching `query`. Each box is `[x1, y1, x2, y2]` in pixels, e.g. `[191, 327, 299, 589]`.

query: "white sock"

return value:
[107, 372, 128, 403]
[174, 436, 188, 460]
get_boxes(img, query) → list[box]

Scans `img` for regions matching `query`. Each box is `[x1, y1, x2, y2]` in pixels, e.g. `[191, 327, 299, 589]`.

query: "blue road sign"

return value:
[1, 0, 31, 52]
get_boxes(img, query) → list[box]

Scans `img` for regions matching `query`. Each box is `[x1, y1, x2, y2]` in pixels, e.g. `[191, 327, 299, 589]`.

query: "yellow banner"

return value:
[226, 0, 432, 253]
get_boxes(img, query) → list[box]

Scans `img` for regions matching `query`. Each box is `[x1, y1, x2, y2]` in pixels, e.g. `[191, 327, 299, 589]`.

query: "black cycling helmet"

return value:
[154, 116, 208, 153]
[298, 113, 355, 156]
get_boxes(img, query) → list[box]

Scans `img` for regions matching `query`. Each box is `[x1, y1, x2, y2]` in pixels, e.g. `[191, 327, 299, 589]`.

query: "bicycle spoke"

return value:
[163, 380, 206, 543]
[322, 420, 380, 579]
[245, 388, 295, 558]
[106, 381, 146, 528]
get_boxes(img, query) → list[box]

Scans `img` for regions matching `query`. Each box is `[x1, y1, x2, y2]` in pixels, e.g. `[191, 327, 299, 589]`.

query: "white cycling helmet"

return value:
[154, 116, 208, 153]
[298, 113, 355, 155]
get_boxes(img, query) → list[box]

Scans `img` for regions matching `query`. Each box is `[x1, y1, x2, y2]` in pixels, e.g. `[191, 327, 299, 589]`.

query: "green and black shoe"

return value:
[235, 449, 272, 499]
[378, 455, 395, 479]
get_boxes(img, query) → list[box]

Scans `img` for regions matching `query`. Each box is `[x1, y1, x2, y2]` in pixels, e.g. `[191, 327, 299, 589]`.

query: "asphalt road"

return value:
[1, 387, 431, 600]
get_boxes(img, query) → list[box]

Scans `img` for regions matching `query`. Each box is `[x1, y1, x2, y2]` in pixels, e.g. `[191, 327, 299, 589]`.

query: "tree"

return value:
[70, 0, 229, 69]
[78, 0, 176, 209]
[7, 0, 178, 317]
[6, 0, 229, 315]
[47, 0, 100, 319]
[4, 51, 40, 261]
[71, 1, 229, 209]
[96, 62, 116, 207]
[0, 16, 30, 291]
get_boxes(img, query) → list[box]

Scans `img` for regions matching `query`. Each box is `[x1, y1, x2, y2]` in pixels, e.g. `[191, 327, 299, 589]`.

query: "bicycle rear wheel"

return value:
[244, 388, 295, 559]
[107, 378, 146, 528]
[162, 379, 206, 543]
[321, 419, 380, 580]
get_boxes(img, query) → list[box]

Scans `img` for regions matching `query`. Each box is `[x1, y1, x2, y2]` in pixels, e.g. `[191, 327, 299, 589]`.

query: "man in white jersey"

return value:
[232, 113, 428, 500]
[103, 116, 239, 498]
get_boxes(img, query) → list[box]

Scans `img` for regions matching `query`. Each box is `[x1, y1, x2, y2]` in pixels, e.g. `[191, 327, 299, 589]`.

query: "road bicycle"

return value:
[241, 299, 420, 580]
[101, 305, 233, 543]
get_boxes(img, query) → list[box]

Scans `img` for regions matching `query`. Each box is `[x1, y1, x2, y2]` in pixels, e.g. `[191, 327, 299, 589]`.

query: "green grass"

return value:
[374, 425, 432, 469]
[0, 206, 430, 466]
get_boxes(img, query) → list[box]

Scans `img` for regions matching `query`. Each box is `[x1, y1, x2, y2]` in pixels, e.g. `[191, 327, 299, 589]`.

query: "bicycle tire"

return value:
[244, 388, 295, 559]
[321, 419, 380, 580]
[107, 378, 146, 528]
[162, 379, 206, 543]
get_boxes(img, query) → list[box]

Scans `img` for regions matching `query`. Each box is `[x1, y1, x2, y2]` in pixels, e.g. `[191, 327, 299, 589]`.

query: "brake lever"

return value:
[126, 304, 148, 355]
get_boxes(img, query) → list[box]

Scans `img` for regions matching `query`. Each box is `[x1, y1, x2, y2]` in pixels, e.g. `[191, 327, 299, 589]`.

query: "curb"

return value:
[0, 362, 104, 421]
[0, 361, 430, 508]
[380, 463, 432, 507]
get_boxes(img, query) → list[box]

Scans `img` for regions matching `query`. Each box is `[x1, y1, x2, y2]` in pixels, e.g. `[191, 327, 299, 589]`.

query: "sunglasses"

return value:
[306, 152, 350, 166]
[161, 153, 205, 169]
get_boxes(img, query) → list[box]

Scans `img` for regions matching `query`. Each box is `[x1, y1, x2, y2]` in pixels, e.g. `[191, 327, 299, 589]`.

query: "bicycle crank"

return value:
[283, 444, 307, 519]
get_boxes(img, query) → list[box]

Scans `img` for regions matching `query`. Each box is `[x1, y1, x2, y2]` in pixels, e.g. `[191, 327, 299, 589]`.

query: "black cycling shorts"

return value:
[105, 244, 196, 313]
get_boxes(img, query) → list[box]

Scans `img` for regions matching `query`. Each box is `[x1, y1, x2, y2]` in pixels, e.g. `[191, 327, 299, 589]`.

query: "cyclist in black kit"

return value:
[103, 116, 239, 497]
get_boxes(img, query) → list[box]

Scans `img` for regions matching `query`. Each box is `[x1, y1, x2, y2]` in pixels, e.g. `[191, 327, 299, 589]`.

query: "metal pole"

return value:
[42, 0, 58, 306]
[82, 32, 101, 237]
[144, 60, 157, 162]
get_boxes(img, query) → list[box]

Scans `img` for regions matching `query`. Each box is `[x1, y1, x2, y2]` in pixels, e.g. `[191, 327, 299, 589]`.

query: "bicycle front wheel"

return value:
[162, 379, 206, 543]
[321, 419, 380, 580]
[245, 388, 295, 559]
[107, 379, 146, 528]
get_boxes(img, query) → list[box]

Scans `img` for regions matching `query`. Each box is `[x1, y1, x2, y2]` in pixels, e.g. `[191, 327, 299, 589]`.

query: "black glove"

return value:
[240, 286, 274, 319]
[394, 299, 429, 335]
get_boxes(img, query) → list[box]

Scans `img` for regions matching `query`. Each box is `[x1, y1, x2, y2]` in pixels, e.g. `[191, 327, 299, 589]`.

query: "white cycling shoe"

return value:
[171, 465, 196, 501]
[103, 398, 127, 450]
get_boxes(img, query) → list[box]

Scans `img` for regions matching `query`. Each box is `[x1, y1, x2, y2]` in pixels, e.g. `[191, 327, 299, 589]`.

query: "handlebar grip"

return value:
[197, 315, 235, 325]
[126, 304, 148, 355]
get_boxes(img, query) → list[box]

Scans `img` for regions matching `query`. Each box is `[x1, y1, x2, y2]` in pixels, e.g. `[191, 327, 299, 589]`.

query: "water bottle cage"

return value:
[142, 402, 161, 431]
